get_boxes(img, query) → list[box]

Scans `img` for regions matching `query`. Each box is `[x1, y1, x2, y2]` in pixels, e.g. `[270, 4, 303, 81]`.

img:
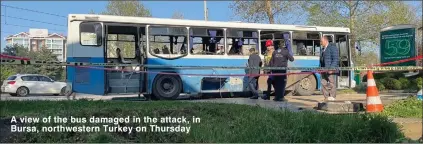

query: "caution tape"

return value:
[1, 58, 421, 71]
[1, 54, 422, 72]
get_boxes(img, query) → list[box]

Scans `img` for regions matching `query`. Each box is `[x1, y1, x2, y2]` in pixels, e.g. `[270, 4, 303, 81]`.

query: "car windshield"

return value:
[7, 76, 17, 80]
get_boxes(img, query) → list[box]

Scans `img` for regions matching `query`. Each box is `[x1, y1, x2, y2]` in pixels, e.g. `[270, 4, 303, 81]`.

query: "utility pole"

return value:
[204, 0, 208, 21]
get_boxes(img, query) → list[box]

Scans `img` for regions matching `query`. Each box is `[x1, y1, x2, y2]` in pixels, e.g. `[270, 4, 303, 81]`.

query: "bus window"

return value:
[292, 32, 321, 56]
[149, 26, 188, 58]
[107, 34, 136, 58]
[226, 29, 259, 56]
[189, 28, 224, 55]
[80, 22, 102, 46]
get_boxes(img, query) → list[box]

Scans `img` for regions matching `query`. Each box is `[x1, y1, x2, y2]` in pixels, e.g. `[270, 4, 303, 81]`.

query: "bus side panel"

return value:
[146, 57, 322, 94]
[67, 57, 105, 95]
[66, 21, 105, 95]
[146, 57, 249, 94]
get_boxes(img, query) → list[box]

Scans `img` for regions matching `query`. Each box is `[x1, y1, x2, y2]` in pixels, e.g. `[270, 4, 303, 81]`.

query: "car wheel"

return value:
[59, 87, 66, 96]
[9, 93, 17, 96]
[294, 74, 317, 96]
[16, 87, 29, 97]
[152, 74, 182, 100]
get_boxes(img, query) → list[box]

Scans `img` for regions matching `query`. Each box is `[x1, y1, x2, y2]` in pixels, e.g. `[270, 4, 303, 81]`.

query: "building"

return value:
[5, 29, 66, 62]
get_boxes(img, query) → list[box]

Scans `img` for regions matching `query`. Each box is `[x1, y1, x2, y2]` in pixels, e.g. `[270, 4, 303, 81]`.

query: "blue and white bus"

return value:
[66, 14, 354, 99]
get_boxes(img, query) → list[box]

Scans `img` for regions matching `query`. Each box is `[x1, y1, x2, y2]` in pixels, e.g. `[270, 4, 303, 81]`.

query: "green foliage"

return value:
[398, 78, 411, 90]
[376, 81, 386, 91]
[382, 97, 423, 118]
[381, 78, 402, 90]
[413, 77, 423, 90]
[1, 44, 65, 81]
[101, 0, 151, 17]
[229, 1, 307, 24]
[304, 1, 421, 63]
[0, 101, 405, 143]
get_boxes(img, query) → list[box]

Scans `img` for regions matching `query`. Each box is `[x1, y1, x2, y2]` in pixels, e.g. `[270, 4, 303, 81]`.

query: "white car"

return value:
[1, 74, 67, 97]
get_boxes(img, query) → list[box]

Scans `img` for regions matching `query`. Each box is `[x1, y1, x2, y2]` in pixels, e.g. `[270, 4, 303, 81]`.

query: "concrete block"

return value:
[317, 102, 364, 112]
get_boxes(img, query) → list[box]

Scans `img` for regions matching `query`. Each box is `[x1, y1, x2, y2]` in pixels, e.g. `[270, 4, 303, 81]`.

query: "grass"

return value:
[382, 97, 423, 118]
[0, 100, 406, 143]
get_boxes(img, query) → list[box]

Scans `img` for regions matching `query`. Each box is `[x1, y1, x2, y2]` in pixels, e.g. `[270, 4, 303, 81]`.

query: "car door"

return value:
[37, 76, 58, 94]
[21, 76, 42, 94]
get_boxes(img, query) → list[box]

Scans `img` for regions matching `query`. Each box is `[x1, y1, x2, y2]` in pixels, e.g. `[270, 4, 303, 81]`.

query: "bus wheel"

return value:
[152, 74, 182, 100]
[294, 74, 316, 96]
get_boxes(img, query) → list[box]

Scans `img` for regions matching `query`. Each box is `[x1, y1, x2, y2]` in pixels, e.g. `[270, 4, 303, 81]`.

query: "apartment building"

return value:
[5, 29, 66, 62]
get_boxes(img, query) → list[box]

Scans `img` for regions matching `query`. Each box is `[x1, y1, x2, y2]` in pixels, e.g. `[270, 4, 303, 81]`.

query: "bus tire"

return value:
[294, 74, 317, 96]
[152, 74, 182, 100]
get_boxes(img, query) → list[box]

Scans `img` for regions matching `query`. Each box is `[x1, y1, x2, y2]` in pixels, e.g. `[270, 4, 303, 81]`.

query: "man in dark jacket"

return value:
[319, 36, 339, 101]
[267, 41, 294, 101]
[248, 48, 262, 99]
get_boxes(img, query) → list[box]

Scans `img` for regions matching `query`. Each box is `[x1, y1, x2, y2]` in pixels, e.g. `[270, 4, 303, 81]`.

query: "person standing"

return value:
[262, 40, 275, 100]
[247, 48, 262, 99]
[319, 36, 339, 101]
[269, 40, 294, 101]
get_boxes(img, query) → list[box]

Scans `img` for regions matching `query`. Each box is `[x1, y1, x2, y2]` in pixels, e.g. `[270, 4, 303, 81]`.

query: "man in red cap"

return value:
[261, 40, 275, 100]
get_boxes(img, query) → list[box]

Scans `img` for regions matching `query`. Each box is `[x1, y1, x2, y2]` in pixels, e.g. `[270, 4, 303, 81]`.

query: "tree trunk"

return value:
[265, 0, 274, 24]
[348, 0, 357, 64]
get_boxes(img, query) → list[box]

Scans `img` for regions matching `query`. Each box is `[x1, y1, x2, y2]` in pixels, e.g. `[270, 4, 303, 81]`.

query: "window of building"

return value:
[80, 22, 102, 46]
[189, 28, 224, 55]
[149, 26, 188, 59]
[226, 29, 259, 56]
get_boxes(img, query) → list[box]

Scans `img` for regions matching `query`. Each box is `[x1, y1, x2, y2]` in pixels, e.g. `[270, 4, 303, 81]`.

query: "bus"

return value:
[66, 14, 355, 99]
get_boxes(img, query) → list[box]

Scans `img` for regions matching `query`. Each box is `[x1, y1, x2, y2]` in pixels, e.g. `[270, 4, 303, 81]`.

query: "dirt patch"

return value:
[393, 118, 422, 140]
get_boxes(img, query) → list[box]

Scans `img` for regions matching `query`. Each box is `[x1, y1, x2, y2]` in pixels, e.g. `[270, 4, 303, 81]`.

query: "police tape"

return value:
[1, 58, 422, 71]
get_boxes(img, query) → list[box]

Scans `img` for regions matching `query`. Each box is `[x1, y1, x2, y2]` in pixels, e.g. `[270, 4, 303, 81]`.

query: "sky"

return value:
[0, 1, 233, 49]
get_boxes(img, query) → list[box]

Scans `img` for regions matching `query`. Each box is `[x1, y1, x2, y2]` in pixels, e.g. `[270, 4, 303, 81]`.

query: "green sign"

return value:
[380, 27, 416, 66]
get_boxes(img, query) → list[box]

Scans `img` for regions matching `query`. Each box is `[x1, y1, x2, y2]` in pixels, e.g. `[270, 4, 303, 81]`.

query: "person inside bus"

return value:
[261, 40, 275, 100]
[319, 36, 339, 101]
[247, 47, 262, 99]
[268, 40, 294, 101]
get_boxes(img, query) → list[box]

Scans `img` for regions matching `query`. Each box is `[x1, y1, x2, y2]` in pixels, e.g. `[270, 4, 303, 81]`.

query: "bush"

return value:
[381, 78, 402, 90]
[376, 81, 385, 91]
[413, 77, 423, 90]
[398, 78, 411, 90]
[383, 97, 423, 118]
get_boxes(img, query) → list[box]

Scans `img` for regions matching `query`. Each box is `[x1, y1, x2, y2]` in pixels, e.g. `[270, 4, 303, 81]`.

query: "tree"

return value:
[229, 0, 307, 24]
[305, 1, 421, 63]
[171, 11, 184, 19]
[1, 44, 65, 81]
[98, 0, 152, 57]
[101, 0, 152, 17]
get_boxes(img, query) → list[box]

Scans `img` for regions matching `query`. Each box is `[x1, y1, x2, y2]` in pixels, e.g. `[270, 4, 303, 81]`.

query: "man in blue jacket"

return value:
[319, 36, 339, 101]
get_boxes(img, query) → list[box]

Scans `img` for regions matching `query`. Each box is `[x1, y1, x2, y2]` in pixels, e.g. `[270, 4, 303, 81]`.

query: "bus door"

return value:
[104, 24, 145, 94]
[67, 22, 105, 95]
[322, 33, 351, 89]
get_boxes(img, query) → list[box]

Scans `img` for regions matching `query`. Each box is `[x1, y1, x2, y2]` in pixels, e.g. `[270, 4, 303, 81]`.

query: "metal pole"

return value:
[204, 0, 208, 21]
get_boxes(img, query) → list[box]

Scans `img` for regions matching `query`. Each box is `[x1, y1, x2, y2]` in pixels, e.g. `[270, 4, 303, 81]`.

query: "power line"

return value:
[1, 15, 66, 27]
[1, 4, 67, 18]
[1, 23, 67, 32]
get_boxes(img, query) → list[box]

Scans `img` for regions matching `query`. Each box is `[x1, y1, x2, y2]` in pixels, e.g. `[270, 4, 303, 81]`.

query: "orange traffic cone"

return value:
[366, 70, 384, 113]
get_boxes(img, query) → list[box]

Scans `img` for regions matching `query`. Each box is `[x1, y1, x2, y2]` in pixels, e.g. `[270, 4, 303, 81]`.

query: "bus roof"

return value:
[69, 14, 350, 33]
